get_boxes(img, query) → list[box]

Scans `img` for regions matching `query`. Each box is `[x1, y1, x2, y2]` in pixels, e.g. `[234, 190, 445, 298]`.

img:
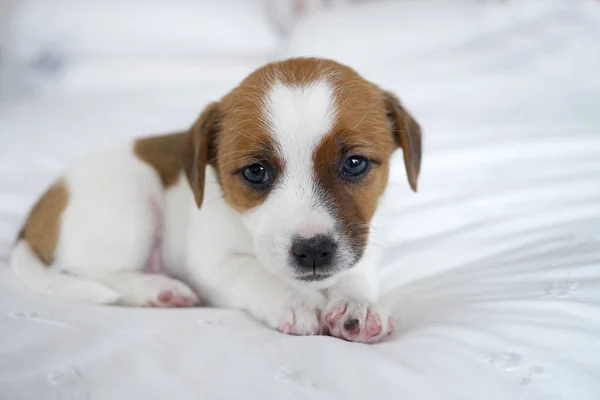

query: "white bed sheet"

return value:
[1, 2, 600, 399]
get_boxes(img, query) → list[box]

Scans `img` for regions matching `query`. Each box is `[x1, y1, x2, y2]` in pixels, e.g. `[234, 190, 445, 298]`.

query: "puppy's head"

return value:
[184, 58, 421, 288]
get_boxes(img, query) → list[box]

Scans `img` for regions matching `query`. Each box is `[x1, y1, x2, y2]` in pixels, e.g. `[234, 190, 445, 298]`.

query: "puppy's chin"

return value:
[284, 260, 360, 290]
[287, 273, 342, 290]
[258, 259, 344, 290]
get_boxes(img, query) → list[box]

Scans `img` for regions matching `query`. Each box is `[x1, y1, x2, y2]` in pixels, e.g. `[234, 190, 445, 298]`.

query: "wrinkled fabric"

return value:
[1, 1, 600, 399]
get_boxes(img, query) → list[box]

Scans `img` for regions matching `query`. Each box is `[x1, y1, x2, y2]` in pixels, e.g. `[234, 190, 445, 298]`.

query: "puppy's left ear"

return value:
[182, 101, 220, 208]
[383, 91, 422, 192]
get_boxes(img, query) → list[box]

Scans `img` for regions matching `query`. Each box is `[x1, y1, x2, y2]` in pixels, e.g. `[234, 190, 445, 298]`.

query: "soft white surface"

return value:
[3, 0, 280, 97]
[10, 0, 278, 57]
[1, 1, 600, 399]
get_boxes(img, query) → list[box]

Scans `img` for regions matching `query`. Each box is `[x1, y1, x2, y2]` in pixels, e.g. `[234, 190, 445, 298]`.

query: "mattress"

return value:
[1, 1, 600, 399]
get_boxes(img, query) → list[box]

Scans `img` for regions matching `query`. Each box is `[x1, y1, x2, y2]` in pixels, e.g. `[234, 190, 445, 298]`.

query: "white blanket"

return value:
[1, 2, 600, 399]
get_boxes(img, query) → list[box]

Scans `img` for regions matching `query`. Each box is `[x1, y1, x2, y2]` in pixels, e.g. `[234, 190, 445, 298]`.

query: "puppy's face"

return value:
[184, 58, 421, 288]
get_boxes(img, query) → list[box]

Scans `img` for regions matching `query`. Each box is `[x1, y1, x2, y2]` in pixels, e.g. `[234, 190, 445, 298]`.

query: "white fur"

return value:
[12, 143, 199, 307]
[240, 79, 355, 286]
[10, 78, 390, 340]
[57, 146, 162, 275]
[10, 240, 120, 304]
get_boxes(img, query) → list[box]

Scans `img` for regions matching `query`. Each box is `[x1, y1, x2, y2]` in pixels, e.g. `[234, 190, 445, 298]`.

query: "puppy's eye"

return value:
[341, 155, 370, 179]
[241, 162, 272, 188]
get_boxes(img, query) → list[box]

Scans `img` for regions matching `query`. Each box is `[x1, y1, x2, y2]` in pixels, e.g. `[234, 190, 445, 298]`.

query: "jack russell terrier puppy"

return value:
[11, 57, 422, 344]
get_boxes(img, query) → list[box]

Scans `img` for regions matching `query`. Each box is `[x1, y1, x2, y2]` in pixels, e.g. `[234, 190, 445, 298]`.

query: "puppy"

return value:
[11, 57, 422, 343]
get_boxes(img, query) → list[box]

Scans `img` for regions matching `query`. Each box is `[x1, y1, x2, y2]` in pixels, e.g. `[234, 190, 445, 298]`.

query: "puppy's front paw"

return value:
[114, 274, 199, 308]
[323, 299, 394, 344]
[265, 293, 325, 336]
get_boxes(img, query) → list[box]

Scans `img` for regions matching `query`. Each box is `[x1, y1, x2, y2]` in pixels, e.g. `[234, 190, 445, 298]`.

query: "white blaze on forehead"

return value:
[261, 79, 338, 238]
[263, 79, 337, 149]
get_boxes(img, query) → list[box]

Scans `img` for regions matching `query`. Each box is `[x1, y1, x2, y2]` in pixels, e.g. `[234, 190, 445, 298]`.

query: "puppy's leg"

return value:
[323, 259, 394, 344]
[58, 194, 197, 307]
[93, 272, 198, 307]
[199, 255, 325, 335]
[53, 153, 197, 307]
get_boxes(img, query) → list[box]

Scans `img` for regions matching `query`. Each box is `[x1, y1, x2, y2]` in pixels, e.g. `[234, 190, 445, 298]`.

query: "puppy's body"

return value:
[12, 58, 421, 343]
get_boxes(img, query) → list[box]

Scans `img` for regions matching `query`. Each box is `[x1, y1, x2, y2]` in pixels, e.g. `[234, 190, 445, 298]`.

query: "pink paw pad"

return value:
[279, 323, 293, 334]
[363, 310, 382, 340]
[326, 304, 347, 328]
[276, 307, 321, 336]
[278, 309, 296, 334]
[324, 302, 394, 343]
[150, 290, 198, 308]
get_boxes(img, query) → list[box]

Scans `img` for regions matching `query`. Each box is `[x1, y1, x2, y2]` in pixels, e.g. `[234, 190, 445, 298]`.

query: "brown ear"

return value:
[182, 102, 220, 208]
[383, 91, 422, 192]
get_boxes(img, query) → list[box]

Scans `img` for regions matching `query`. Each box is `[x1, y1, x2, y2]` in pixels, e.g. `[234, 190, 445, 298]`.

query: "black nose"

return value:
[291, 235, 338, 270]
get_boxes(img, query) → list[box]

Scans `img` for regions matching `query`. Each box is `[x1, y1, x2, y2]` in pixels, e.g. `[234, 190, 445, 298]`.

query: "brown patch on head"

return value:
[211, 89, 282, 212]
[306, 66, 395, 254]
[19, 181, 69, 265]
[198, 57, 379, 214]
[182, 57, 422, 245]
[300, 58, 422, 256]
[183, 69, 286, 212]
[134, 132, 186, 188]
[313, 133, 393, 255]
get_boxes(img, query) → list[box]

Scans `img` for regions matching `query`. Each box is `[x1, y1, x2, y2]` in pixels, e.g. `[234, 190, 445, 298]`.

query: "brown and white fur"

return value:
[11, 58, 422, 344]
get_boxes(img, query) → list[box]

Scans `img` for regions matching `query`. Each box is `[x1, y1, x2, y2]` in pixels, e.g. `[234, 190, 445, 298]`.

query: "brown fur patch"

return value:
[221, 57, 404, 255]
[134, 132, 187, 188]
[19, 181, 69, 265]
[205, 69, 284, 212]
[204, 58, 376, 213]
[183, 102, 221, 208]
[184, 57, 421, 234]
[311, 67, 398, 254]
[184, 58, 343, 212]
[383, 91, 422, 191]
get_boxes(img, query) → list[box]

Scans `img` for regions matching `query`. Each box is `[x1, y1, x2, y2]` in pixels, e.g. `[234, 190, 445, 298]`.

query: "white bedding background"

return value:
[1, 1, 600, 399]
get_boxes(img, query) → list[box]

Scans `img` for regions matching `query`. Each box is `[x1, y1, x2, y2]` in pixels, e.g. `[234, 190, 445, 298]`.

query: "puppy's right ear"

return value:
[182, 102, 220, 208]
[382, 91, 422, 192]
